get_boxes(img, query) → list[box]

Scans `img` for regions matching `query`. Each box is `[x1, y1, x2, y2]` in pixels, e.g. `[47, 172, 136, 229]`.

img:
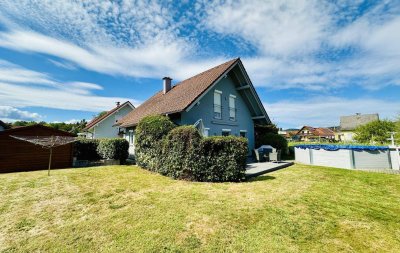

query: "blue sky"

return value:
[0, 0, 399, 128]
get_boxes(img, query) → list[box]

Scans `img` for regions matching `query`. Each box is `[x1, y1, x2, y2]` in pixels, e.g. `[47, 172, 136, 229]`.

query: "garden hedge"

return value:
[73, 138, 101, 161]
[134, 115, 176, 171]
[197, 136, 248, 182]
[74, 138, 129, 163]
[135, 115, 248, 182]
[161, 126, 202, 180]
[97, 138, 129, 164]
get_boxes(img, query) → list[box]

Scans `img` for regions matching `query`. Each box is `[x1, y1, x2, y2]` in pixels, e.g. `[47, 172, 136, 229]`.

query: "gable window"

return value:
[213, 90, 222, 119]
[229, 94, 236, 121]
[222, 129, 231, 136]
[240, 130, 247, 138]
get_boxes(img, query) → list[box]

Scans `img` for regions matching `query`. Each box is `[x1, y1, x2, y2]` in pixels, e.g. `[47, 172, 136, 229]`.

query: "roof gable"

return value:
[118, 58, 270, 127]
[340, 113, 379, 131]
[84, 101, 134, 130]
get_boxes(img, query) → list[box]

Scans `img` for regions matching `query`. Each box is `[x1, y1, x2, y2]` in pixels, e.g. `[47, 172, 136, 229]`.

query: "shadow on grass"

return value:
[246, 175, 276, 182]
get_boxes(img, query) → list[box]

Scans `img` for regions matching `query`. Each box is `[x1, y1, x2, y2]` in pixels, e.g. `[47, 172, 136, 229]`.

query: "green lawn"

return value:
[0, 164, 399, 252]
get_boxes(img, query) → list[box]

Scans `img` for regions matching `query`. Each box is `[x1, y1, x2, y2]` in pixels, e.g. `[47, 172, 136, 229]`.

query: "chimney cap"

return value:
[162, 76, 172, 80]
[116, 101, 121, 107]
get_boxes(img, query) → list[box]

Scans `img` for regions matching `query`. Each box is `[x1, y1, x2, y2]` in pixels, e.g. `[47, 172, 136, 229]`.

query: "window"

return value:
[240, 130, 247, 138]
[128, 130, 134, 145]
[213, 90, 222, 119]
[229, 95, 236, 121]
[203, 128, 210, 137]
[222, 129, 231, 136]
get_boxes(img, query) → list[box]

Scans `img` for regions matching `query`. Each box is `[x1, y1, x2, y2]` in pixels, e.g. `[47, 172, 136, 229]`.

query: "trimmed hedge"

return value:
[97, 138, 129, 164]
[161, 126, 202, 180]
[73, 139, 101, 161]
[135, 115, 176, 171]
[135, 115, 248, 182]
[73, 138, 129, 163]
[198, 136, 248, 182]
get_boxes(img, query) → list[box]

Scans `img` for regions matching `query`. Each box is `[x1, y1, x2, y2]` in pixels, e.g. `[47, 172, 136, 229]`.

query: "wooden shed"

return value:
[0, 125, 75, 173]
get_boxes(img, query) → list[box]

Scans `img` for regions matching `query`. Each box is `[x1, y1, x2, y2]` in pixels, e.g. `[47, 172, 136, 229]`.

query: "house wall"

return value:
[180, 75, 255, 153]
[0, 125, 4, 131]
[93, 105, 133, 139]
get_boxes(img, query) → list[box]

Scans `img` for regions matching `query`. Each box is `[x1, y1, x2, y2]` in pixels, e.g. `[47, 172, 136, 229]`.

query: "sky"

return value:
[0, 0, 399, 129]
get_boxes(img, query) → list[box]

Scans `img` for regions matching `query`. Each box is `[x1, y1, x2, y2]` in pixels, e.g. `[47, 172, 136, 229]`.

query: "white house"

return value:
[82, 101, 135, 139]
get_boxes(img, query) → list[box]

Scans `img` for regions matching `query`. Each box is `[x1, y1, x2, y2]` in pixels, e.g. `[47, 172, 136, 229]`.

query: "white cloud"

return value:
[0, 106, 42, 122]
[203, 0, 332, 57]
[265, 97, 400, 128]
[0, 60, 136, 112]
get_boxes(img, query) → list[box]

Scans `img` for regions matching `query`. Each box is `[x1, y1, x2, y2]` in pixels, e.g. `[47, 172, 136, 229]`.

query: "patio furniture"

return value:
[270, 150, 281, 163]
[254, 149, 266, 162]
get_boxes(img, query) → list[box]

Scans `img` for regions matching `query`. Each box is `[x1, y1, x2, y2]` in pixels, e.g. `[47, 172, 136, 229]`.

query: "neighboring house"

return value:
[337, 113, 379, 141]
[82, 101, 135, 139]
[0, 120, 10, 131]
[294, 126, 335, 142]
[117, 58, 271, 155]
[278, 128, 299, 141]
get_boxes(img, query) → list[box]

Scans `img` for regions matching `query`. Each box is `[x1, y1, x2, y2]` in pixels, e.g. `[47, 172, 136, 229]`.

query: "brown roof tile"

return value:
[118, 58, 239, 127]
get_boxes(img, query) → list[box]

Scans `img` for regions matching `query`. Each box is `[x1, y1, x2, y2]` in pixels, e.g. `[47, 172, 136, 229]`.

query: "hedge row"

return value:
[74, 138, 129, 163]
[135, 115, 248, 182]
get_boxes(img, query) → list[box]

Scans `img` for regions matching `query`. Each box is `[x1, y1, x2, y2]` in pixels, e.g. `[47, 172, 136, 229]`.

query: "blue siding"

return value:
[180, 76, 255, 153]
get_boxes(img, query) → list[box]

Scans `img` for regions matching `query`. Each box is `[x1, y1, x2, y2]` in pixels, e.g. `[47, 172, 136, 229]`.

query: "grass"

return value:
[0, 164, 399, 252]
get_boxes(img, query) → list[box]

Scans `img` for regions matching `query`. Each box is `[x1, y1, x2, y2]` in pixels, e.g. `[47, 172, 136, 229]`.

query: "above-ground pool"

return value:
[294, 144, 400, 171]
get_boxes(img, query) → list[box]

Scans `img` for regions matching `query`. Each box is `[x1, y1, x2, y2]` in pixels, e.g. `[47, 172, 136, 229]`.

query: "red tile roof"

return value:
[118, 58, 240, 127]
[84, 101, 134, 130]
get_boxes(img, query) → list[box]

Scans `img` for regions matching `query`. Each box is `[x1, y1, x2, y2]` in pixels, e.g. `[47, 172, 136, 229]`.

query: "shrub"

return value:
[354, 120, 395, 144]
[256, 133, 288, 152]
[197, 136, 248, 182]
[161, 126, 202, 180]
[97, 138, 129, 163]
[73, 138, 101, 161]
[135, 115, 176, 171]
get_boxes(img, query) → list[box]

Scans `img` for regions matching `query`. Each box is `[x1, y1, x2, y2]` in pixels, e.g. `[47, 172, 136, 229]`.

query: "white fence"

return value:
[295, 146, 400, 171]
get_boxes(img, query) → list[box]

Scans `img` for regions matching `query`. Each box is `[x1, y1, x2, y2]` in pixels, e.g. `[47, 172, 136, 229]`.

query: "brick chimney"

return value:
[116, 101, 120, 107]
[163, 77, 172, 94]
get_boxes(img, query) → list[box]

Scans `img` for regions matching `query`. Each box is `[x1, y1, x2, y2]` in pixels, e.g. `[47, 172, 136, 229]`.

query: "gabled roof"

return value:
[340, 113, 379, 131]
[84, 101, 134, 131]
[296, 126, 335, 137]
[118, 58, 270, 127]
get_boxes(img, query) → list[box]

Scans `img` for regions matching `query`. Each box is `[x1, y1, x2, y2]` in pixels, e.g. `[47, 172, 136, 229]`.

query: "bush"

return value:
[73, 138, 101, 161]
[135, 115, 176, 171]
[197, 136, 248, 182]
[256, 133, 288, 152]
[354, 120, 395, 144]
[161, 126, 202, 180]
[135, 116, 248, 182]
[97, 138, 129, 164]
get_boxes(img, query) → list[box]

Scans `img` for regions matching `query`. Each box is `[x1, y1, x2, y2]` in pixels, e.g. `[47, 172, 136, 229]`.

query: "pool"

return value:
[294, 144, 400, 170]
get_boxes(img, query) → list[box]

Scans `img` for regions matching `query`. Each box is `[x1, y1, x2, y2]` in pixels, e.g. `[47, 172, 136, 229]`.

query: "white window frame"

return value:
[229, 94, 236, 121]
[128, 130, 134, 145]
[213, 90, 222, 119]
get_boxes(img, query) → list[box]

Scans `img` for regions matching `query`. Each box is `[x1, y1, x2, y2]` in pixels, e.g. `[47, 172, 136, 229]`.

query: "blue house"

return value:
[118, 58, 270, 155]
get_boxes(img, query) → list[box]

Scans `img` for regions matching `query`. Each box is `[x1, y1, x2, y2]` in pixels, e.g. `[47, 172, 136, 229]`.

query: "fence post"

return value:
[349, 150, 355, 169]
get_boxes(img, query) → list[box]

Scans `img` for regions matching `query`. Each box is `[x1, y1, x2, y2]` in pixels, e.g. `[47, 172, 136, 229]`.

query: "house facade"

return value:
[82, 101, 135, 139]
[336, 113, 379, 141]
[117, 58, 271, 156]
[294, 126, 335, 142]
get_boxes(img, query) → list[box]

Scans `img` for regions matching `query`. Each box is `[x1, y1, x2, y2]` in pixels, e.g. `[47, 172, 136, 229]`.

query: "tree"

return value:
[395, 115, 400, 144]
[354, 120, 395, 144]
